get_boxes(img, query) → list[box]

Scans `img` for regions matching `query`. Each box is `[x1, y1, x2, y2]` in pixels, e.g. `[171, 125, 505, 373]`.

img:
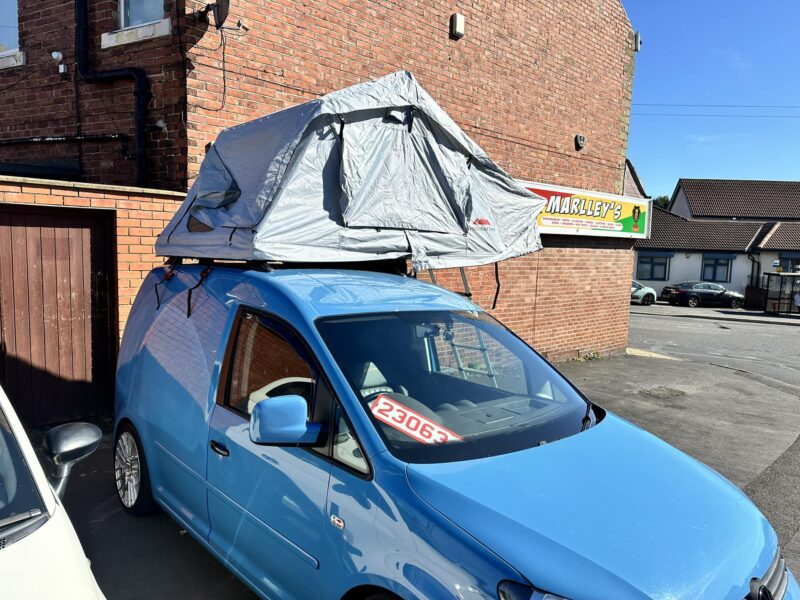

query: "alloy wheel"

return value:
[115, 431, 141, 508]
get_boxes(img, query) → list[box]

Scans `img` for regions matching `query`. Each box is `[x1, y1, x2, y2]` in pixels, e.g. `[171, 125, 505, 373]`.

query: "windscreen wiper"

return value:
[0, 508, 44, 531]
[580, 401, 594, 432]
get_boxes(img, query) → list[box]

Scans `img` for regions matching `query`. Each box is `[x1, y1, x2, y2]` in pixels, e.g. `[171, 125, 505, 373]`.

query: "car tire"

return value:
[730, 298, 743, 309]
[114, 422, 157, 516]
[641, 294, 655, 306]
[687, 296, 700, 308]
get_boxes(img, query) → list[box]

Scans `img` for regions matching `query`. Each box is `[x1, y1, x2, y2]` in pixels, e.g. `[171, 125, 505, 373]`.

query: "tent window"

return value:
[187, 215, 214, 232]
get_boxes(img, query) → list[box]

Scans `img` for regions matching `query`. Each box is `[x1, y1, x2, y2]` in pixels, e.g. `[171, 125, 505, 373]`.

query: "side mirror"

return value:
[42, 422, 102, 498]
[249, 395, 321, 446]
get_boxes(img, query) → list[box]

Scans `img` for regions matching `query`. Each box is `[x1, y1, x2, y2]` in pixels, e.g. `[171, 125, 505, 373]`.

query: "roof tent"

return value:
[157, 71, 546, 270]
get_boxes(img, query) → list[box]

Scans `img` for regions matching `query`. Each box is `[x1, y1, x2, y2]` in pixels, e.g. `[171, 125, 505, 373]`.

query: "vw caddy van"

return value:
[114, 264, 797, 600]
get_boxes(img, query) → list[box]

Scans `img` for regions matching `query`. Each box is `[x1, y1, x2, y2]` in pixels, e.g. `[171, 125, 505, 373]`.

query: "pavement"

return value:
[61, 437, 257, 600]
[44, 309, 800, 598]
[631, 299, 800, 326]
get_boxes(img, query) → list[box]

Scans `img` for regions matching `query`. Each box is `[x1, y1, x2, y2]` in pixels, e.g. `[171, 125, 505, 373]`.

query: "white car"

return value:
[0, 386, 105, 599]
[631, 279, 657, 305]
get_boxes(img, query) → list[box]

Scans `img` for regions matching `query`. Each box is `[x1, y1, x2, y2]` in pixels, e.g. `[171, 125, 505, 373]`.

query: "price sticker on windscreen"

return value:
[369, 394, 463, 444]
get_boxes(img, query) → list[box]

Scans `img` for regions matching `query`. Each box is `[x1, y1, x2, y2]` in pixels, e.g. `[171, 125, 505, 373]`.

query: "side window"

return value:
[430, 320, 527, 395]
[637, 255, 669, 281]
[227, 313, 315, 416]
[331, 403, 369, 475]
[121, 0, 163, 28]
[702, 258, 731, 283]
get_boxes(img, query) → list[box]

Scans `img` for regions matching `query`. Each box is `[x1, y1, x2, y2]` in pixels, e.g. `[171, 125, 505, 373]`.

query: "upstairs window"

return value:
[0, 0, 19, 54]
[121, 0, 163, 28]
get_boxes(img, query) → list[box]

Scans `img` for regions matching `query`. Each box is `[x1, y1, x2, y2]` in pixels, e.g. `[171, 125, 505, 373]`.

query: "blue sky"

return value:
[622, 1, 800, 199]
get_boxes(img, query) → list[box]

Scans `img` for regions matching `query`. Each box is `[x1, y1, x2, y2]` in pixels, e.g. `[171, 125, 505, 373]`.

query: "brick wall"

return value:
[183, 0, 635, 195]
[0, 0, 185, 189]
[0, 176, 183, 335]
[2, 1, 637, 360]
[425, 235, 635, 361]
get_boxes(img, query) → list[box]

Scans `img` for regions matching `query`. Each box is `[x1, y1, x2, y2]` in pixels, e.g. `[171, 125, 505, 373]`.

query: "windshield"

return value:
[0, 405, 45, 525]
[317, 310, 598, 463]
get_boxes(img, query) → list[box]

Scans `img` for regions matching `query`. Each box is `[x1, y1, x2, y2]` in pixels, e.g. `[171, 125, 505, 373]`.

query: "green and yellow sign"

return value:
[520, 181, 651, 239]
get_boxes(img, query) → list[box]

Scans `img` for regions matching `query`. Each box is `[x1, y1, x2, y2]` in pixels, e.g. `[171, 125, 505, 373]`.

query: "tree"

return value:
[652, 195, 670, 209]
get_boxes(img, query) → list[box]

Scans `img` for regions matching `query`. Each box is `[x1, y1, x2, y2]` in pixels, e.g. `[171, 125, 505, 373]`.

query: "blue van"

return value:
[114, 264, 797, 600]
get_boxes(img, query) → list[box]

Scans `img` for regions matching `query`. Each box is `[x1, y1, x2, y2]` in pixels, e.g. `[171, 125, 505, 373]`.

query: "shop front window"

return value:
[779, 256, 800, 273]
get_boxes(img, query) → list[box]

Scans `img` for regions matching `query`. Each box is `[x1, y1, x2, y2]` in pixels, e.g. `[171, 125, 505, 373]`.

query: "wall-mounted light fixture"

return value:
[449, 13, 465, 40]
[574, 134, 586, 151]
[51, 50, 68, 74]
[634, 31, 642, 52]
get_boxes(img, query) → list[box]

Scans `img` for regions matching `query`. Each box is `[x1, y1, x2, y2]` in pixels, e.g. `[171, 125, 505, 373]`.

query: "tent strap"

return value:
[492, 262, 501, 310]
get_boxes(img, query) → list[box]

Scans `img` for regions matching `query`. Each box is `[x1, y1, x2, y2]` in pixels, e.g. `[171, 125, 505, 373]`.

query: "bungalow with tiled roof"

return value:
[634, 179, 800, 298]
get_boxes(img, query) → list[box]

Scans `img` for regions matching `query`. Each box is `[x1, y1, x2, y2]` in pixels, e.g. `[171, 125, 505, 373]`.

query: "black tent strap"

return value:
[492, 262, 501, 310]
[187, 267, 212, 318]
[154, 267, 178, 310]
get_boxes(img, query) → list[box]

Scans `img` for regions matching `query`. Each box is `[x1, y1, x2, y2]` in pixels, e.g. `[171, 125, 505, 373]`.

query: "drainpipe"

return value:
[75, 0, 151, 186]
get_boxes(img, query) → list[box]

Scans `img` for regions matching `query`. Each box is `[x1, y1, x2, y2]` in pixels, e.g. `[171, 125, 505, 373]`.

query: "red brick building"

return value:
[0, 0, 640, 423]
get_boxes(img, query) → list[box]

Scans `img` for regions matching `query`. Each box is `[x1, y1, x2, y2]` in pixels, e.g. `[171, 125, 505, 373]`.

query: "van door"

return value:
[206, 311, 332, 599]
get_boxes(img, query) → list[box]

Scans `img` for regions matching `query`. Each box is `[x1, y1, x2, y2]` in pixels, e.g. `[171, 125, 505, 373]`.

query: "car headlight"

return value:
[497, 580, 569, 600]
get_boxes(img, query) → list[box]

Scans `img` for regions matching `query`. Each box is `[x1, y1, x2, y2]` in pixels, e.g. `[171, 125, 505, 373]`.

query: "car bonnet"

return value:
[406, 414, 776, 600]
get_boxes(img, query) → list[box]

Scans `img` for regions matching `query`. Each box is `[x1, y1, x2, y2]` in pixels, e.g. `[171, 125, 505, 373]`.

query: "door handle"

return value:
[210, 439, 230, 457]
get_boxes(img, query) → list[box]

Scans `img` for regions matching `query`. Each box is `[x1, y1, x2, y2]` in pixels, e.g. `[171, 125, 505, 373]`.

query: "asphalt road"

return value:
[629, 312, 800, 392]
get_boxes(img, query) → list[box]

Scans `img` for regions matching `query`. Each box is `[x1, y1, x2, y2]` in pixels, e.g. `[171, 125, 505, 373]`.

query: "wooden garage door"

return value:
[0, 205, 115, 426]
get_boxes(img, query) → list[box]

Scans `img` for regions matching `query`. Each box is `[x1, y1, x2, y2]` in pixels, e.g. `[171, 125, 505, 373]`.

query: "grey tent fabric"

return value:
[157, 71, 546, 270]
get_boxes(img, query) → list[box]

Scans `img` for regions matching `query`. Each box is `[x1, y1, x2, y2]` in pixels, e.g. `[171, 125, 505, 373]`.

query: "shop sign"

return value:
[520, 180, 652, 239]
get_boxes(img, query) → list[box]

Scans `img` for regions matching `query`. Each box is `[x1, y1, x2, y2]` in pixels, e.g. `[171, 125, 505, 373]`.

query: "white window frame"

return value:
[0, 0, 20, 56]
[119, 0, 164, 30]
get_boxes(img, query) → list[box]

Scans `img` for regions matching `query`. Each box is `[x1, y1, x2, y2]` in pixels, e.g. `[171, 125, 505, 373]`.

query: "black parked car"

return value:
[661, 281, 744, 309]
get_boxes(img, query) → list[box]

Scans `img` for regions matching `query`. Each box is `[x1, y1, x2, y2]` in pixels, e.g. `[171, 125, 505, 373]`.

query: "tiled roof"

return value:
[760, 222, 800, 251]
[623, 159, 648, 199]
[677, 179, 800, 219]
[636, 208, 766, 252]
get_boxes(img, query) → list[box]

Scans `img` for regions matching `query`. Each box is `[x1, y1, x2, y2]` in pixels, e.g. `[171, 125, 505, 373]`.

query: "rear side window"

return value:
[227, 313, 315, 416]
